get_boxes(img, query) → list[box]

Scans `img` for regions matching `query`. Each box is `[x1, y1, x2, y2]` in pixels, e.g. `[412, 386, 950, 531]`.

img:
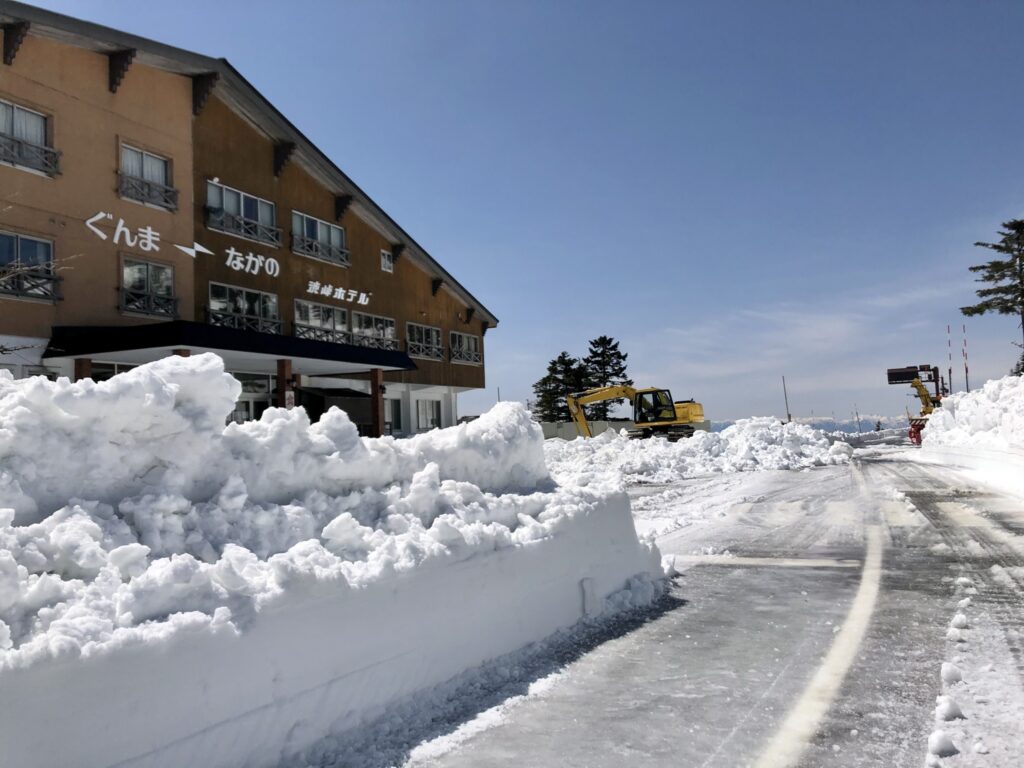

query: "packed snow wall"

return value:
[919, 374, 1024, 498]
[0, 355, 661, 768]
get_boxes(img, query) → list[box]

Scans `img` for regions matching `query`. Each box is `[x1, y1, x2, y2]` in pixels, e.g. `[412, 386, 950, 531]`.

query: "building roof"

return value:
[0, 1, 498, 327]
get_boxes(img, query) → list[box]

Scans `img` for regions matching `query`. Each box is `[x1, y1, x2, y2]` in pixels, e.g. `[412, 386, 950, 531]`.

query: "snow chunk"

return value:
[927, 729, 959, 757]
[941, 662, 963, 685]
[934, 695, 965, 721]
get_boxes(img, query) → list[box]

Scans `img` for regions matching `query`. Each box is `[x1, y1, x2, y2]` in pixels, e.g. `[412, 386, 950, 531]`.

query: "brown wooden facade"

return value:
[0, 2, 496, 433]
[193, 95, 488, 390]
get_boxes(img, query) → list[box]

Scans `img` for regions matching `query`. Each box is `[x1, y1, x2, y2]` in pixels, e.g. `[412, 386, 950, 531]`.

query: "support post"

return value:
[73, 358, 92, 381]
[171, 348, 190, 357]
[370, 368, 385, 437]
[276, 359, 293, 408]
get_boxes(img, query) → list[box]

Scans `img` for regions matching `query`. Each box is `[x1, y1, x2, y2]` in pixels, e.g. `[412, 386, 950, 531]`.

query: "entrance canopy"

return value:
[44, 321, 416, 376]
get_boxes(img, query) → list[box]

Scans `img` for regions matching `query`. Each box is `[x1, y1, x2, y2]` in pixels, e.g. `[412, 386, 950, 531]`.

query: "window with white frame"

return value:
[121, 259, 176, 317]
[206, 180, 280, 246]
[407, 322, 443, 359]
[416, 399, 441, 432]
[208, 282, 281, 334]
[352, 312, 398, 350]
[450, 331, 482, 364]
[120, 145, 177, 209]
[291, 212, 349, 266]
[380, 249, 394, 273]
[0, 230, 57, 299]
[294, 299, 350, 344]
[0, 98, 59, 176]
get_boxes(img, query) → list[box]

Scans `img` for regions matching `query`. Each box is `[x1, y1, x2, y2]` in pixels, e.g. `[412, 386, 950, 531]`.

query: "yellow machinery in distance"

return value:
[886, 365, 945, 445]
[566, 385, 706, 441]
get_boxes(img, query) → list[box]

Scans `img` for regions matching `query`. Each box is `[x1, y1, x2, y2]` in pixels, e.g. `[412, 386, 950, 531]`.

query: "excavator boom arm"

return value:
[566, 385, 638, 438]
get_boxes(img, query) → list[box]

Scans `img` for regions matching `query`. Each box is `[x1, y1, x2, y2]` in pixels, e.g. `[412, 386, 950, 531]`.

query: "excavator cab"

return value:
[634, 389, 676, 424]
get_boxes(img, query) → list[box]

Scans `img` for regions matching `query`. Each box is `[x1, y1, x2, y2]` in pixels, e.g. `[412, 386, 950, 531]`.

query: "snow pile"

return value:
[0, 356, 661, 768]
[544, 417, 852, 486]
[923, 374, 1024, 451]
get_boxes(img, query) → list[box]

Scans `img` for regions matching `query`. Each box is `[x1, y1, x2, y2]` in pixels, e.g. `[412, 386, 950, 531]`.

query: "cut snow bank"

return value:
[0, 356, 661, 768]
[544, 417, 851, 486]
[923, 374, 1024, 451]
[917, 375, 1024, 500]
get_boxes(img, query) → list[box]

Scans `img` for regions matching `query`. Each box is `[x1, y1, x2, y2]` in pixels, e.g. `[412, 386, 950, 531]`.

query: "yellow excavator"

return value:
[567, 385, 706, 441]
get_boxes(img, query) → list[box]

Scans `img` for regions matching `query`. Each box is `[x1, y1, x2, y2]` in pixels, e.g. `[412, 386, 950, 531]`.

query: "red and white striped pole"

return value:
[962, 324, 970, 392]
[947, 324, 953, 393]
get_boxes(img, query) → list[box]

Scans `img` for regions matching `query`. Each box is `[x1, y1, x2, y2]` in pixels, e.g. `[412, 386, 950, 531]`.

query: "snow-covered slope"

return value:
[0, 356, 661, 768]
[544, 417, 852, 486]
[923, 375, 1024, 450]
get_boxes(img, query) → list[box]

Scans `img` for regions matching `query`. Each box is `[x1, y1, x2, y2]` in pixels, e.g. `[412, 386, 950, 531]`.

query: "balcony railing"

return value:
[0, 268, 60, 300]
[206, 208, 282, 247]
[451, 347, 483, 364]
[291, 233, 350, 267]
[119, 173, 179, 211]
[120, 288, 178, 318]
[0, 134, 61, 176]
[207, 308, 282, 335]
[408, 340, 444, 360]
[294, 323, 354, 345]
[352, 333, 400, 351]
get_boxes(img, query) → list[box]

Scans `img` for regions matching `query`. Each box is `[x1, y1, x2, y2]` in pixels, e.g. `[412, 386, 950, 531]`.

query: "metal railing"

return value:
[291, 233, 350, 267]
[294, 323, 354, 345]
[451, 347, 483, 364]
[0, 134, 61, 176]
[119, 173, 179, 211]
[120, 288, 178, 317]
[0, 268, 60, 300]
[207, 308, 282, 334]
[408, 340, 444, 359]
[206, 208, 282, 247]
[352, 333, 400, 351]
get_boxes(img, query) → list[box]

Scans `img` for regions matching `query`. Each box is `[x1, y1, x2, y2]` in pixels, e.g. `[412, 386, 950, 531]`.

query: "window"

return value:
[208, 282, 281, 334]
[0, 99, 60, 176]
[352, 312, 398, 350]
[450, 331, 482, 364]
[294, 299, 351, 344]
[385, 398, 402, 435]
[380, 250, 394, 273]
[0, 230, 58, 299]
[407, 322, 443, 359]
[206, 181, 281, 246]
[90, 363, 136, 382]
[416, 400, 442, 432]
[120, 145, 177, 210]
[121, 259, 176, 317]
[291, 212, 349, 266]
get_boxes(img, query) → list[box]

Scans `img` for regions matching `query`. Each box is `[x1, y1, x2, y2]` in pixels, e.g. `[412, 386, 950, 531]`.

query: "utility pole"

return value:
[782, 376, 792, 423]
[854, 404, 862, 433]
[497, 387, 501, 402]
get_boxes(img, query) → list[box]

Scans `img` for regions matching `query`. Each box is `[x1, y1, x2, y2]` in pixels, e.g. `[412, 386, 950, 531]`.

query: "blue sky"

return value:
[35, 1, 1024, 420]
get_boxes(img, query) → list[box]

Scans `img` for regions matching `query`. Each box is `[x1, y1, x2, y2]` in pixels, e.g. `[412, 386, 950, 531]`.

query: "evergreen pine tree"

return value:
[1012, 349, 1024, 377]
[531, 352, 589, 422]
[582, 336, 633, 420]
[962, 220, 1024, 365]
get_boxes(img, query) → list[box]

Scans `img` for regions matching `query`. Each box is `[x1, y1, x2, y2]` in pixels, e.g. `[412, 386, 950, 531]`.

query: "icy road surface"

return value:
[404, 451, 1024, 768]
